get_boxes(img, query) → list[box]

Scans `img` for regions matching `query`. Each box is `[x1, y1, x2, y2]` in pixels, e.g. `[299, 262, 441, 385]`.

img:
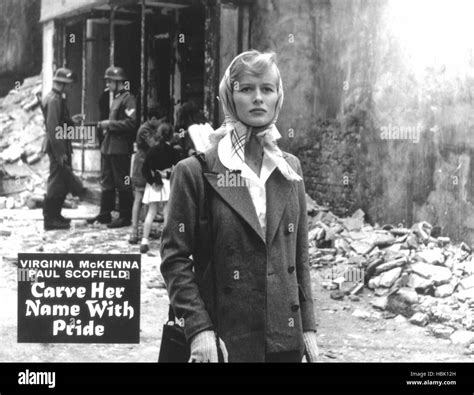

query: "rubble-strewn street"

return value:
[0, 203, 167, 362]
[1, 200, 473, 361]
[1, 75, 473, 361]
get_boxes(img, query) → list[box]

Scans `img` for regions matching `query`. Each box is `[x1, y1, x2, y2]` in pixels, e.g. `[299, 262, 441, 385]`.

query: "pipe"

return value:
[109, 5, 116, 66]
[109, 4, 117, 109]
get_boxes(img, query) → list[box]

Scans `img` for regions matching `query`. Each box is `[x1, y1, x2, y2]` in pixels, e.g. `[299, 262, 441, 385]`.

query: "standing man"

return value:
[42, 67, 81, 231]
[87, 66, 137, 228]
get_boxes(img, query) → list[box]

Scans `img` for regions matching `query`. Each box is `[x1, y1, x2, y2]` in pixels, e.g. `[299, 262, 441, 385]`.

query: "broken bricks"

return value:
[374, 256, 407, 275]
[427, 324, 455, 339]
[415, 248, 445, 265]
[449, 330, 474, 346]
[310, 208, 474, 335]
[409, 312, 429, 327]
[410, 262, 452, 286]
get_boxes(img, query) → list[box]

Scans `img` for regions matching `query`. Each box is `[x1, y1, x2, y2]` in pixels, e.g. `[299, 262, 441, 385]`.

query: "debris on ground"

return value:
[308, 208, 474, 349]
[0, 75, 50, 203]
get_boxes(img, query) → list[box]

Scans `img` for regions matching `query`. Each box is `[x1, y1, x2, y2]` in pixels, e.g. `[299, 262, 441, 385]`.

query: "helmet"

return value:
[53, 68, 76, 84]
[104, 66, 127, 81]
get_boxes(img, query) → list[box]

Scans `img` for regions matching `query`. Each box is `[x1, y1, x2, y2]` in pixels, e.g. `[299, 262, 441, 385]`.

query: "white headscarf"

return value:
[210, 51, 302, 182]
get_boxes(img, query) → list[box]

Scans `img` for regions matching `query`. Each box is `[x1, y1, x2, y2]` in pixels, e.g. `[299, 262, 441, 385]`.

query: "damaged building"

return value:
[2, 0, 474, 247]
[39, 0, 252, 179]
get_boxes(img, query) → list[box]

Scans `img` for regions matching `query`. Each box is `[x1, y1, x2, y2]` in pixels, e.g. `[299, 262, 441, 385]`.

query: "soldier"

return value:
[42, 67, 82, 231]
[87, 66, 137, 228]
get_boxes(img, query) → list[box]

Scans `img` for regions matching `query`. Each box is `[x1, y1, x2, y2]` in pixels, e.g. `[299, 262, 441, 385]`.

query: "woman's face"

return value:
[232, 65, 279, 128]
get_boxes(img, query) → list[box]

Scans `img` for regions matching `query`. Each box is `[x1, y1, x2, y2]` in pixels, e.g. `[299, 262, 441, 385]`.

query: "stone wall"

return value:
[250, 0, 382, 218]
[0, 0, 42, 97]
[250, 0, 474, 244]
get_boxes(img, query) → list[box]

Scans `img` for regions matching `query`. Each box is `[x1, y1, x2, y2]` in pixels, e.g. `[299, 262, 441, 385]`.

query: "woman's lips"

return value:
[250, 109, 267, 113]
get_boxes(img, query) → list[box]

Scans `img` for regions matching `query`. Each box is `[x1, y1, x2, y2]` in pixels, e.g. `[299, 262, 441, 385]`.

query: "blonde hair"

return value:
[210, 50, 284, 146]
[229, 50, 281, 90]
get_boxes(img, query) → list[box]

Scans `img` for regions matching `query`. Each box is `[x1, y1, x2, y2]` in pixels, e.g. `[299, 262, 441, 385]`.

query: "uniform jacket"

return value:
[101, 89, 137, 155]
[160, 147, 317, 362]
[41, 89, 73, 160]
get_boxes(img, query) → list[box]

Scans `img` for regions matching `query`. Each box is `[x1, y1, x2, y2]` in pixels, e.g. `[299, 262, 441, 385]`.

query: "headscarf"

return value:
[210, 51, 302, 182]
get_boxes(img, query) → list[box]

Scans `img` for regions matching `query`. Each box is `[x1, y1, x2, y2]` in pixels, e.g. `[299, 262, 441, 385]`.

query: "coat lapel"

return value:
[202, 150, 295, 246]
[265, 156, 294, 246]
[204, 155, 266, 243]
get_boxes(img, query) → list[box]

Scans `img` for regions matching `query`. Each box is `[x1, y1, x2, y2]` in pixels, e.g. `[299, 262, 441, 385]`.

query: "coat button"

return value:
[291, 304, 300, 312]
[288, 266, 295, 274]
[223, 286, 232, 295]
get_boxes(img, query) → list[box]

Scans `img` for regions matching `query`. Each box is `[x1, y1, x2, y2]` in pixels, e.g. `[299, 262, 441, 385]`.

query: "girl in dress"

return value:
[140, 123, 180, 254]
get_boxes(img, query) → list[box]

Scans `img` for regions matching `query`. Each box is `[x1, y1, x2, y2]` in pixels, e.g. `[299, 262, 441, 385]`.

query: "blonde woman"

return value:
[160, 50, 318, 362]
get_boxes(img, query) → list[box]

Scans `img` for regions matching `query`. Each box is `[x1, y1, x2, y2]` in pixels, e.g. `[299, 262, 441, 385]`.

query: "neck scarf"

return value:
[212, 53, 302, 182]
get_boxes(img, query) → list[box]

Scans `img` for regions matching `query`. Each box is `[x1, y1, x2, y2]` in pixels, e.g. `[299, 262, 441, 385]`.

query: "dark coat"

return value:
[41, 89, 73, 160]
[160, 146, 317, 362]
[101, 90, 137, 155]
[41, 89, 83, 198]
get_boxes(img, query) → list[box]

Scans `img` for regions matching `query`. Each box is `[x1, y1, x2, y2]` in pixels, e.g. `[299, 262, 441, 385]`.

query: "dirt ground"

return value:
[0, 203, 472, 362]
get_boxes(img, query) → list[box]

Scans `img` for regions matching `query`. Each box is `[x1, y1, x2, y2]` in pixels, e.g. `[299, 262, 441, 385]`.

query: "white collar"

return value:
[217, 132, 276, 185]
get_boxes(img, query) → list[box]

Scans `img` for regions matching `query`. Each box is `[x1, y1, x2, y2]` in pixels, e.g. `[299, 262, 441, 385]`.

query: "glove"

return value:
[303, 331, 319, 362]
[188, 330, 229, 363]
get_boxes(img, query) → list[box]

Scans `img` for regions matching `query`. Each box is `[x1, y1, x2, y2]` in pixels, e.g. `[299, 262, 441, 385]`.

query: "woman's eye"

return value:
[263, 87, 274, 93]
[240, 87, 251, 92]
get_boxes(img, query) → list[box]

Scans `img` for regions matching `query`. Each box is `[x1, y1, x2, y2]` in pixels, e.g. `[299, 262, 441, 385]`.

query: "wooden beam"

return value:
[81, 21, 87, 174]
[203, 0, 220, 128]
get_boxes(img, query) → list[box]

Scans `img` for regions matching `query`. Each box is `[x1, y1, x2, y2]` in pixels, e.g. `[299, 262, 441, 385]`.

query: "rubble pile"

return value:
[0, 75, 45, 164]
[307, 200, 474, 350]
[0, 75, 51, 208]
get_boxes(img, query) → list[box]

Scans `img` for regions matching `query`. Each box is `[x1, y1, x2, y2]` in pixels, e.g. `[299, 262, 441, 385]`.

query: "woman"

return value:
[160, 50, 318, 362]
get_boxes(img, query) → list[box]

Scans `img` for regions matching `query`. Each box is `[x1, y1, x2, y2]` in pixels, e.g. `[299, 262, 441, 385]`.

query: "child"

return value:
[128, 106, 167, 244]
[175, 101, 213, 157]
[139, 123, 180, 253]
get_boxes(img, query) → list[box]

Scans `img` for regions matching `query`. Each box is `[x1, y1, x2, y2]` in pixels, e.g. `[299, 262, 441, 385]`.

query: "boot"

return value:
[87, 190, 114, 224]
[55, 195, 71, 224]
[107, 189, 132, 228]
[43, 197, 70, 231]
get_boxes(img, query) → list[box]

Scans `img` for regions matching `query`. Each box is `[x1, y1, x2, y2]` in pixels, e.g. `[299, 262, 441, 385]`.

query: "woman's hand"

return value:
[303, 331, 319, 362]
[189, 330, 229, 362]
